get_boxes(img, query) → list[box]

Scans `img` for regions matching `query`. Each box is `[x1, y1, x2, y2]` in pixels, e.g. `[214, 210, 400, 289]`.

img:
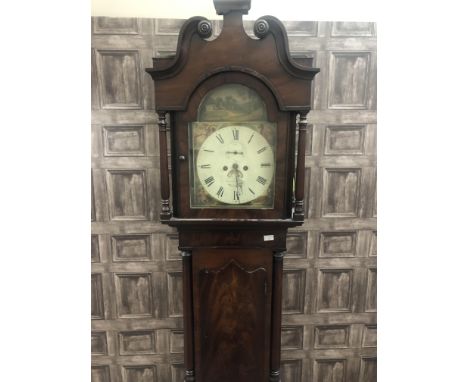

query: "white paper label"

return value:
[263, 235, 274, 241]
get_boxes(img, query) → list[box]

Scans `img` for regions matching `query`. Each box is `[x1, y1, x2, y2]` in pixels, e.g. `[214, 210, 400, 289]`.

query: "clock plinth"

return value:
[146, 1, 319, 381]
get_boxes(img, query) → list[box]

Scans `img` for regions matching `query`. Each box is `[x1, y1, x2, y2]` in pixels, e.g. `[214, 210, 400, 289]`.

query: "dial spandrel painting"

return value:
[189, 84, 277, 209]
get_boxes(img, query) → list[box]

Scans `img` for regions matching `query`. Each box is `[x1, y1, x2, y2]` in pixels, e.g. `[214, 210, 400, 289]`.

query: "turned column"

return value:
[293, 112, 309, 221]
[158, 111, 171, 220]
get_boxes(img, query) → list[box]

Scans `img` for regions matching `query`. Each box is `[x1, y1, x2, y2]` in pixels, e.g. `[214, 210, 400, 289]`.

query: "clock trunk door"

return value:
[192, 248, 272, 382]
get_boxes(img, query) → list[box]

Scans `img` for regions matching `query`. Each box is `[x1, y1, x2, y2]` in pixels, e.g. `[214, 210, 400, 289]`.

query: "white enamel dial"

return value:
[196, 125, 275, 205]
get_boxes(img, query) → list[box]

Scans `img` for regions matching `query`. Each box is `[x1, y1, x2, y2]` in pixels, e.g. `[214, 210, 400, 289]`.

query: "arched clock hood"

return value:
[146, 0, 319, 112]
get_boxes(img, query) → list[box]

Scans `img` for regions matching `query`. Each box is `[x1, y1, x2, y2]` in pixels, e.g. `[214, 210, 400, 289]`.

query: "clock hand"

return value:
[225, 151, 244, 155]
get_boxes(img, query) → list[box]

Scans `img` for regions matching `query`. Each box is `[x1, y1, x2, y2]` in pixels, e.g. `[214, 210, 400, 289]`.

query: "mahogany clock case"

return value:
[145, 4, 320, 382]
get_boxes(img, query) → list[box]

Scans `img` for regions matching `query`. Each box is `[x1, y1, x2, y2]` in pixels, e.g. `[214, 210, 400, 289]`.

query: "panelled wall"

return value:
[91, 17, 377, 382]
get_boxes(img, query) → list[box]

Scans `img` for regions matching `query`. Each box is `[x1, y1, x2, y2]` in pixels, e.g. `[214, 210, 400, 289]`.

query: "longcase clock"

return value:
[146, 1, 319, 381]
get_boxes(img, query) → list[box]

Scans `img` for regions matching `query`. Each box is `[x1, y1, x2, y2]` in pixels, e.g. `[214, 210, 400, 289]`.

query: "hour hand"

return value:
[225, 151, 243, 155]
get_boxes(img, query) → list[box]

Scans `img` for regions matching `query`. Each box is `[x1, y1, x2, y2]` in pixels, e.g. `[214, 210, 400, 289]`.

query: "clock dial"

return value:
[196, 125, 274, 205]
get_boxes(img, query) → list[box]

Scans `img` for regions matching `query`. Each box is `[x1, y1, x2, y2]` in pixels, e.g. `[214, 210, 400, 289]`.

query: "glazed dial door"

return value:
[196, 125, 274, 205]
[188, 83, 277, 209]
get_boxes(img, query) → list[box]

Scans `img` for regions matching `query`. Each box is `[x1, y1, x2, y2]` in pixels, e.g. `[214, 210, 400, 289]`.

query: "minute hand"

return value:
[225, 151, 243, 154]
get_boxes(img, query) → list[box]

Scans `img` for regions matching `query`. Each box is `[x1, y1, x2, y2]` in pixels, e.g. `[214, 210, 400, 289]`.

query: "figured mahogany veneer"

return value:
[193, 249, 272, 381]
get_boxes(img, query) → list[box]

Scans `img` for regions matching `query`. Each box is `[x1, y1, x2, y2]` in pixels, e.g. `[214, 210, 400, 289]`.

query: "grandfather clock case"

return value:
[146, 1, 319, 381]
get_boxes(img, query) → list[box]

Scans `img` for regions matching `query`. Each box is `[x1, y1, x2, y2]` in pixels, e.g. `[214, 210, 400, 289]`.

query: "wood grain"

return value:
[192, 248, 272, 382]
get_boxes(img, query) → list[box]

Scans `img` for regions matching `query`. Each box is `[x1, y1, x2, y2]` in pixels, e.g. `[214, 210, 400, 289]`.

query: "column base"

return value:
[270, 369, 281, 382]
[184, 369, 195, 382]
[292, 211, 304, 221]
[160, 211, 172, 221]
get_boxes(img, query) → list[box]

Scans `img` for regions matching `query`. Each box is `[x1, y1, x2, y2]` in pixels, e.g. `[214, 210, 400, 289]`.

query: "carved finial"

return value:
[213, 0, 251, 15]
[197, 20, 213, 38]
[254, 18, 270, 38]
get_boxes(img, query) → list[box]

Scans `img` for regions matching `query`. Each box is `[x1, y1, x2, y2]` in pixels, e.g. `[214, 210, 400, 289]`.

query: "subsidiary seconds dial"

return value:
[196, 125, 275, 205]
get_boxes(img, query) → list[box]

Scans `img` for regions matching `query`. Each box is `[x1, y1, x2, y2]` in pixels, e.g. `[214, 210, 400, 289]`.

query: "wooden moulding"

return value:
[177, 226, 288, 251]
